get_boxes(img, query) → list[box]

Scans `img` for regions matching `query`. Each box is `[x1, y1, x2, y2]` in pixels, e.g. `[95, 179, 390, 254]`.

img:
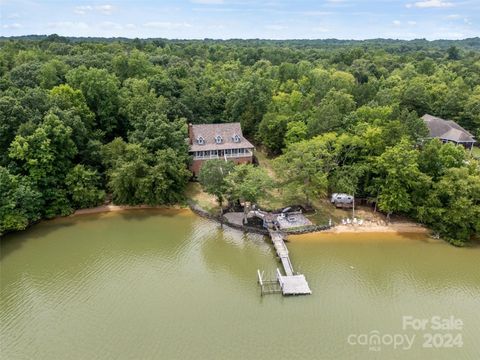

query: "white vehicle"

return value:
[331, 193, 354, 206]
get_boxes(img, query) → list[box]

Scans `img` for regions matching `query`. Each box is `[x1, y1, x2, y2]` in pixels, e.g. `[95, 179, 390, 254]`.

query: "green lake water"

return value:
[1, 209, 479, 359]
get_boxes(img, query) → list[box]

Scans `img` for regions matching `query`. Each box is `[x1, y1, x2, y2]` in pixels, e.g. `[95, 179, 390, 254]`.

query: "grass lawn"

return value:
[186, 148, 391, 226]
[184, 182, 220, 215]
[471, 146, 480, 159]
[255, 148, 390, 226]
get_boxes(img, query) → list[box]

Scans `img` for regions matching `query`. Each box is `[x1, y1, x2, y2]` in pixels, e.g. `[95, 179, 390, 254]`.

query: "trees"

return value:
[226, 164, 273, 205]
[128, 113, 188, 154]
[198, 159, 236, 209]
[226, 163, 273, 223]
[257, 113, 289, 154]
[102, 139, 190, 205]
[225, 72, 272, 136]
[418, 139, 466, 180]
[65, 165, 105, 208]
[417, 166, 480, 246]
[307, 89, 355, 136]
[273, 134, 338, 205]
[8, 112, 77, 218]
[284, 121, 308, 147]
[0, 166, 42, 234]
[66, 66, 120, 138]
[0, 96, 27, 164]
[375, 139, 429, 219]
[1, 37, 480, 244]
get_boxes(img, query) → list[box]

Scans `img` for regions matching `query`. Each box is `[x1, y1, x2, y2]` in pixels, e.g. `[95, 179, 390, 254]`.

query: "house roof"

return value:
[189, 122, 255, 152]
[421, 114, 475, 143]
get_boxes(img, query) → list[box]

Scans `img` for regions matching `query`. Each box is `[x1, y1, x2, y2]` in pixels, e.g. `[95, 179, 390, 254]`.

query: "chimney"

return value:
[188, 123, 193, 143]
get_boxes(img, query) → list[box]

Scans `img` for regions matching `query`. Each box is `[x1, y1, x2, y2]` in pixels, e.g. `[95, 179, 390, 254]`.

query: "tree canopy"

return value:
[0, 36, 479, 244]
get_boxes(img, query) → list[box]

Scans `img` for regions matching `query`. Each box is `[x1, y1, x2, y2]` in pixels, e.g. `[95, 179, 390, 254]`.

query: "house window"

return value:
[197, 136, 205, 145]
[233, 134, 241, 143]
[215, 135, 223, 144]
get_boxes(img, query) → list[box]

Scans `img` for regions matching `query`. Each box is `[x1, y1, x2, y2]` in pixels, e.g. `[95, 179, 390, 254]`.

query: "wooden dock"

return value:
[258, 230, 312, 296]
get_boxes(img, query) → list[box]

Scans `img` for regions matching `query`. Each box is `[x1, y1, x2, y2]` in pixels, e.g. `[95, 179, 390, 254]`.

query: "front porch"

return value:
[191, 148, 253, 160]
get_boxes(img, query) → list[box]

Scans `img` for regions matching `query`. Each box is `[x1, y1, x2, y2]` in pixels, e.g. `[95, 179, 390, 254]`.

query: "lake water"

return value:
[1, 209, 479, 359]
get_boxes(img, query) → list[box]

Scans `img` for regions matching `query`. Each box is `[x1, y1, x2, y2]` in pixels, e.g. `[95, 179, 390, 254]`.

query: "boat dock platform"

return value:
[257, 230, 312, 296]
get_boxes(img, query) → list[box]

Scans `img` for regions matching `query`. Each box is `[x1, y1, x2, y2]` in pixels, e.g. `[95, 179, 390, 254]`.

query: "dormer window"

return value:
[197, 136, 205, 145]
[215, 135, 223, 144]
[233, 134, 241, 143]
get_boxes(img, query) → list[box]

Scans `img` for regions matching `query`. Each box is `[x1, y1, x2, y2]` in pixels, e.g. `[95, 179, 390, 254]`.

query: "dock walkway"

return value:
[258, 229, 311, 296]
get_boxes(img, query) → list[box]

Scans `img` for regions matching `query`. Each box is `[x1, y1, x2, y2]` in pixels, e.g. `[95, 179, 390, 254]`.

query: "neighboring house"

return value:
[188, 123, 255, 176]
[422, 114, 476, 149]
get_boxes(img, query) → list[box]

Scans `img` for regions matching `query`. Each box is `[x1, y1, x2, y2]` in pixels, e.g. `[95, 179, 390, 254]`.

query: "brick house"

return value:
[188, 123, 255, 177]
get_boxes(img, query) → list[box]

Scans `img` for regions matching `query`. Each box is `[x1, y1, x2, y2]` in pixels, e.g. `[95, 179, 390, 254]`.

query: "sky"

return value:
[0, 0, 479, 40]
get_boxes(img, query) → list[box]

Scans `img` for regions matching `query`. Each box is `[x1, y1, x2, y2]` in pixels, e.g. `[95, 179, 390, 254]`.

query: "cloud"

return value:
[408, 20, 417, 25]
[264, 24, 287, 30]
[2, 23, 23, 29]
[190, 0, 224, 4]
[446, 14, 461, 19]
[406, 0, 453, 9]
[74, 4, 115, 15]
[393, 20, 402, 26]
[143, 21, 193, 29]
[48, 21, 89, 30]
[312, 26, 329, 33]
[100, 21, 122, 30]
[300, 11, 333, 16]
[96, 4, 114, 15]
[74, 5, 92, 15]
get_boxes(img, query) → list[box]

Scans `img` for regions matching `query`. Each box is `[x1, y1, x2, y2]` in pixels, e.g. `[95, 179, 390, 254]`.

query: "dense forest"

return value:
[0, 35, 479, 245]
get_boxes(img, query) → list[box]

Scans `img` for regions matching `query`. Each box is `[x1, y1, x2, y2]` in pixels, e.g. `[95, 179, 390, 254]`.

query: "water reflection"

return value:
[1, 211, 479, 360]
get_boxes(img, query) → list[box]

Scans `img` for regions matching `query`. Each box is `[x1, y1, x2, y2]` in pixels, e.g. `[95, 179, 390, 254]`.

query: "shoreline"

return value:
[71, 204, 186, 216]
[320, 223, 429, 234]
[72, 204, 429, 236]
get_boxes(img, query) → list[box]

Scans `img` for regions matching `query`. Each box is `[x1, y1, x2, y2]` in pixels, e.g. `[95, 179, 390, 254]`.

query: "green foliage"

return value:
[225, 164, 273, 204]
[0, 96, 27, 164]
[66, 66, 120, 138]
[257, 114, 289, 154]
[418, 139, 466, 180]
[103, 139, 190, 205]
[0, 166, 42, 234]
[65, 165, 105, 208]
[1, 36, 480, 244]
[417, 166, 480, 245]
[375, 139, 429, 217]
[274, 134, 339, 204]
[308, 89, 356, 136]
[284, 121, 308, 146]
[198, 159, 236, 206]
[226, 72, 272, 135]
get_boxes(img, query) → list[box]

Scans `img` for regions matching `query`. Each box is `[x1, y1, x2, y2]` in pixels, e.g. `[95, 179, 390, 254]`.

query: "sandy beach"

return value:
[323, 222, 429, 234]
